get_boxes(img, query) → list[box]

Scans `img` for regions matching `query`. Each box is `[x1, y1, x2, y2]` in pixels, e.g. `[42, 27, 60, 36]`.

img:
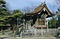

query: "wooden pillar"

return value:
[37, 18, 39, 25]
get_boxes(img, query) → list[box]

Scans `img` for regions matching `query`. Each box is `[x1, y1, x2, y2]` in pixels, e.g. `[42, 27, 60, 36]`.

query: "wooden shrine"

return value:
[24, 3, 55, 29]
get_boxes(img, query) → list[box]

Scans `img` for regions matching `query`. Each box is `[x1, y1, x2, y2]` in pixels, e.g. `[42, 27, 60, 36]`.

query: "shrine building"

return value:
[23, 3, 55, 29]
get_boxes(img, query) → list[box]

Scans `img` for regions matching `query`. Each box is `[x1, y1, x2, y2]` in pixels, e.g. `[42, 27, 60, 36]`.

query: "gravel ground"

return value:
[3, 37, 57, 39]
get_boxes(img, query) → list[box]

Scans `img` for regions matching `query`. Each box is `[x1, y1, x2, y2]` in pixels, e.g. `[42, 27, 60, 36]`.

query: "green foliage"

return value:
[0, 0, 10, 16]
[0, 8, 6, 11]
[0, 0, 11, 26]
[12, 10, 23, 18]
[12, 10, 23, 23]
[58, 8, 60, 11]
[0, 0, 23, 27]
[57, 15, 60, 27]
[0, 22, 5, 26]
[48, 17, 56, 28]
[13, 10, 20, 14]
[0, 0, 6, 4]
[58, 15, 60, 21]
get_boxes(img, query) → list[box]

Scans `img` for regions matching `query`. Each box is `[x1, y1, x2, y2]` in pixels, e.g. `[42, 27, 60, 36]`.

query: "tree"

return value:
[55, 8, 60, 28]
[7, 10, 23, 36]
[12, 10, 23, 18]
[0, 0, 10, 16]
[13, 10, 20, 14]
[57, 15, 60, 27]
[0, 0, 10, 26]
[0, 0, 11, 34]
[11, 10, 23, 29]
[0, 0, 10, 20]
[48, 17, 56, 28]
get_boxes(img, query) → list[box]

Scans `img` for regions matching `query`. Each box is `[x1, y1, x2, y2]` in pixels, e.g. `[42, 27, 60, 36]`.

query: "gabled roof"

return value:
[25, 3, 55, 16]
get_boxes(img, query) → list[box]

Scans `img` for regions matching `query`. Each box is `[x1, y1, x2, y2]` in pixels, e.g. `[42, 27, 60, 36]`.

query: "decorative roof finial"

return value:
[41, 0, 46, 6]
[44, 0, 46, 4]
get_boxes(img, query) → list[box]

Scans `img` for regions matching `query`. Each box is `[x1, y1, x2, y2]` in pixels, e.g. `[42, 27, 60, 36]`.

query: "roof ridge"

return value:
[34, 3, 46, 10]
